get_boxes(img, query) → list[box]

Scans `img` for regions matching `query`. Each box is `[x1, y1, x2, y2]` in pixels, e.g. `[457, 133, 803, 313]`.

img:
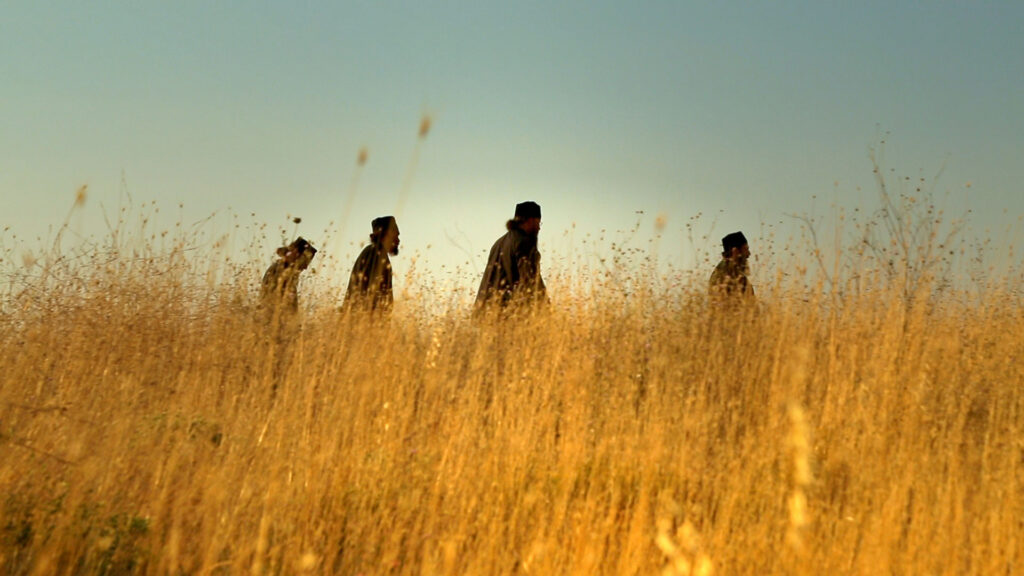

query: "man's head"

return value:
[371, 216, 400, 255]
[284, 237, 317, 270]
[722, 231, 749, 262]
[510, 201, 542, 236]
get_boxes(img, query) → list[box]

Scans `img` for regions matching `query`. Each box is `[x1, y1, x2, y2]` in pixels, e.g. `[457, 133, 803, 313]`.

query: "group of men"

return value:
[259, 200, 754, 316]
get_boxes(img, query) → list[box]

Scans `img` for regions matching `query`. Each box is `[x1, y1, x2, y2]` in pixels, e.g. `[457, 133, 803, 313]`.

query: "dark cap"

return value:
[371, 216, 397, 233]
[722, 231, 747, 252]
[290, 236, 317, 255]
[514, 201, 541, 220]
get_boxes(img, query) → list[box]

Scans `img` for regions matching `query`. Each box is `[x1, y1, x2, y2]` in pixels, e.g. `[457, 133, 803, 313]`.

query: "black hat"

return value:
[722, 231, 747, 252]
[290, 237, 317, 255]
[514, 201, 541, 220]
[371, 216, 397, 233]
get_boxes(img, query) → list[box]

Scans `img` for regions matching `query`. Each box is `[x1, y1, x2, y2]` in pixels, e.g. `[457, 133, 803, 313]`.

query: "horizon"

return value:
[3, 2, 1023, 299]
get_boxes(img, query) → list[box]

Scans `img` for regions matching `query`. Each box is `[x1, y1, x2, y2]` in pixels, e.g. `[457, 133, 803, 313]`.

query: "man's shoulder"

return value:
[354, 244, 379, 262]
[508, 228, 536, 252]
[489, 231, 512, 251]
[264, 260, 285, 278]
[710, 259, 740, 287]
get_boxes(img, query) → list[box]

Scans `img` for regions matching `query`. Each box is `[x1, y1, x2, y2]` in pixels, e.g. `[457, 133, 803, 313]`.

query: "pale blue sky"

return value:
[2, 2, 1022, 294]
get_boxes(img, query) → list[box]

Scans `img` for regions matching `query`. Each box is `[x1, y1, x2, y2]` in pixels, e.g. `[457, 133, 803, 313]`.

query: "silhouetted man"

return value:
[709, 231, 754, 301]
[260, 237, 317, 315]
[476, 201, 547, 311]
[343, 216, 400, 314]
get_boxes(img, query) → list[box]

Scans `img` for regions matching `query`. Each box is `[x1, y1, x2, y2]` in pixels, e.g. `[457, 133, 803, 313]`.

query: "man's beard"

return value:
[390, 245, 400, 256]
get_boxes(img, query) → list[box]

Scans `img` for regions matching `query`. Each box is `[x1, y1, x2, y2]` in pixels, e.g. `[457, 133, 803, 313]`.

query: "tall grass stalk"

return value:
[1, 211, 1021, 575]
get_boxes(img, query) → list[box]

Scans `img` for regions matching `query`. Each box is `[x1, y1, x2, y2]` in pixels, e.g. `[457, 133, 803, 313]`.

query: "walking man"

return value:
[343, 216, 400, 314]
[709, 231, 754, 301]
[260, 236, 317, 316]
[476, 201, 547, 312]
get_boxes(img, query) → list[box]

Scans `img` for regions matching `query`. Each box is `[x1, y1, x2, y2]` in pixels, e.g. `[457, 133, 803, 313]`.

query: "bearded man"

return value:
[343, 216, 401, 314]
[709, 231, 754, 301]
[475, 201, 547, 311]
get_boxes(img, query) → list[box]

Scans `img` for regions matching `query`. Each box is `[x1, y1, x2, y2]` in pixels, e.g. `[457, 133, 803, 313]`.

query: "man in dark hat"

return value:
[343, 216, 400, 314]
[475, 201, 547, 311]
[709, 231, 754, 300]
[260, 237, 318, 315]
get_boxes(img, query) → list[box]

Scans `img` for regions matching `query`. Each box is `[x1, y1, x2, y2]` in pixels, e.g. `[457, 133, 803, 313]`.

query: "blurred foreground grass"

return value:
[1, 227, 1022, 576]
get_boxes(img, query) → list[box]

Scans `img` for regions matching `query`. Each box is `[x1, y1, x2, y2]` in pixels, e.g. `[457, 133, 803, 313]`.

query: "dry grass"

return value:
[1, 221, 1023, 576]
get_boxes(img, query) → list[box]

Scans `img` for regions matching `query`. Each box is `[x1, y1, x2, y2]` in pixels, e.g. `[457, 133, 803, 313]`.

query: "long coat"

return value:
[260, 260, 303, 314]
[709, 258, 754, 300]
[476, 226, 546, 308]
[343, 243, 393, 313]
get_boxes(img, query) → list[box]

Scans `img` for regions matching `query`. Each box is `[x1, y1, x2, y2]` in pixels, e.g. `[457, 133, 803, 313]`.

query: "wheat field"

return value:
[1, 218, 1022, 575]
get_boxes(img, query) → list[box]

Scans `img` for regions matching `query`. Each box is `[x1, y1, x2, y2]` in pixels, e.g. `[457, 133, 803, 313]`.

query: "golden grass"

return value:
[1, 231, 1022, 575]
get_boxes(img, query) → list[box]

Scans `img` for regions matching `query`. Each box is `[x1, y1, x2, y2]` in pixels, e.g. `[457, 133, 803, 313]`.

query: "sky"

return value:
[2, 1, 1023, 296]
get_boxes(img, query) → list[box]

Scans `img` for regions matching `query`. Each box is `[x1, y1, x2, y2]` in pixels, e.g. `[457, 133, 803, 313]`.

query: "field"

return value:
[1, 223, 1023, 575]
